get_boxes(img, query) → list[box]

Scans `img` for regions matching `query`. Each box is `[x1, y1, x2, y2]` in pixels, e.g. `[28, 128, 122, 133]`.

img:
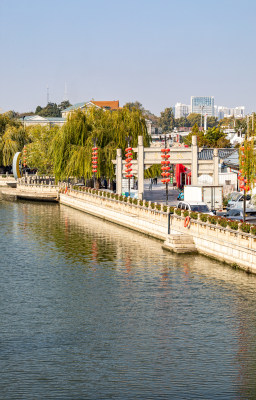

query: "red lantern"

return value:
[92, 145, 98, 176]
[125, 146, 133, 185]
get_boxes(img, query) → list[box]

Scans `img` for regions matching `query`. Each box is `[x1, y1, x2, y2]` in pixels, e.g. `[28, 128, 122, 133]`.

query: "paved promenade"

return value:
[143, 179, 179, 206]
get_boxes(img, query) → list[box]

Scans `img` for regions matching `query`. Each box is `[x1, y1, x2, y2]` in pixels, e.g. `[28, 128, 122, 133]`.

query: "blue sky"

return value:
[0, 0, 255, 115]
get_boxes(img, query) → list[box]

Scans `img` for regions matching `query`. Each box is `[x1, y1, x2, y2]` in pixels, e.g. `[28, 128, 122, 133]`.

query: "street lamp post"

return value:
[200, 105, 205, 130]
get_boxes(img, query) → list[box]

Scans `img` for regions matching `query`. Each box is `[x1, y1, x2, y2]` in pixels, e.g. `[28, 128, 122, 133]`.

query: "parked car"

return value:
[222, 208, 256, 223]
[227, 192, 251, 210]
[177, 201, 214, 214]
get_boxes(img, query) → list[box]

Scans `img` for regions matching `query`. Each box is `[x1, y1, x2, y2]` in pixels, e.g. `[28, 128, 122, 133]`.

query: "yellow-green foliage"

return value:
[0, 113, 24, 165]
[144, 164, 162, 179]
[239, 139, 256, 190]
[52, 108, 150, 181]
[26, 125, 59, 174]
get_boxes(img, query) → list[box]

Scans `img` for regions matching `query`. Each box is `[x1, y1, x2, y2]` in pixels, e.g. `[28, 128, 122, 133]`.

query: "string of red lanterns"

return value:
[125, 146, 133, 179]
[161, 148, 171, 184]
[92, 146, 98, 174]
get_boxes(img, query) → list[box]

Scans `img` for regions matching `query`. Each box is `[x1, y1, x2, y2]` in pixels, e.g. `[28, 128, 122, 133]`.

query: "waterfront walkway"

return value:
[143, 180, 179, 206]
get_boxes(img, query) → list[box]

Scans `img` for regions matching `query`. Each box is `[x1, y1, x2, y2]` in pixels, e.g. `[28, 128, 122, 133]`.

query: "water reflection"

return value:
[1, 200, 256, 399]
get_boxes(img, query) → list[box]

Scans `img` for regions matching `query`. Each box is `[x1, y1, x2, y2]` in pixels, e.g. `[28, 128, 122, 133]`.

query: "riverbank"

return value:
[0, 186, 58, 202]
[2, 183, 256, 274]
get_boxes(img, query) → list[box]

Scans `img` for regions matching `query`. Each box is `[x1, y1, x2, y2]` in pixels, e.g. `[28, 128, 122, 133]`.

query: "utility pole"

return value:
[204, 113, 207, 135]
[200, 106, 205, 130]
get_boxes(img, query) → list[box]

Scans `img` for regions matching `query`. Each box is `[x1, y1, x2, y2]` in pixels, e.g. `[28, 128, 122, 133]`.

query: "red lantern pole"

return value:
[239, 144, 247, 222]
[161, 135, 171, 205]
[92, 139, 98, 189]
[125, 139, 133, 196]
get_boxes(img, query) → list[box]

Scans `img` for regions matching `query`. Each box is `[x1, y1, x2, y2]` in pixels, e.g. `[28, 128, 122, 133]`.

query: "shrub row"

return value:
[69, 187, 256, 236]
[71, 186, 174, 212]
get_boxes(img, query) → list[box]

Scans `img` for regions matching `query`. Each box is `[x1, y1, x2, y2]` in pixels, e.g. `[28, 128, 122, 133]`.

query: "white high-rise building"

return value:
[191, 96, 215, 116]
[174, 103, 190, 118]
[217, 105, 245, 119]
[233, 106, 245, 118]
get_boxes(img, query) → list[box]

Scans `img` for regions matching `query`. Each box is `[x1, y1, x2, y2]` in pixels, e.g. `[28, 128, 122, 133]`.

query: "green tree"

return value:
[51, 107, 150, 181]
[204, 126, 230, 147]
[35, 106, 42, 114]
[123, 101, 144, 112]
[207, 116, 218, 128]
[187, 113, 202, 127]
[58, 100, 72, 111]
[37, 103, 61, 118]
[174, 117, 190, 128]
[235, 118, 247, 137]
[159, 107, 175, 132]
[1, 125, 27, 165]
[183, 123, 205, 146]
[0, 113, 24, 165]
[26, 125, 59, 174]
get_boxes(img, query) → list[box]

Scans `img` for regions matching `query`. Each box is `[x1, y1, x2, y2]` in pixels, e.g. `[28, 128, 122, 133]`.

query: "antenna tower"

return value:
[64, 82, 68, 101]
[47, 85, 50, 104]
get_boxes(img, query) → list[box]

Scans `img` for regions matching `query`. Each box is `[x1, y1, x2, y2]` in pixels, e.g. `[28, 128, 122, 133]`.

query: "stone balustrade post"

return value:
[191, 135, 198, 185]
[213, 148, 219, 185]
[138, 136, 144, 200]
[116, 148, 122, 195]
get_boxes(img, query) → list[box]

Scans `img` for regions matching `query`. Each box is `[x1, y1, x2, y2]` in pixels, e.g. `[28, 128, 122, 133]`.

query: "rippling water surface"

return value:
[1, 200, 256, 399]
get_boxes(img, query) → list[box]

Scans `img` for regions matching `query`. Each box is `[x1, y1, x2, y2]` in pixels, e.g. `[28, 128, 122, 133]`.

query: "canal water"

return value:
[1, 200, 256, 400]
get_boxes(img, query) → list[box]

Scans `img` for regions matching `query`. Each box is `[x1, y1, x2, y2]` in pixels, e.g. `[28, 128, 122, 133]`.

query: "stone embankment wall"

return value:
[59, 187, 256, 273]
[11, 183, 256, 273]
[0, 175, 15, 186]
[18, 182, 59, 194]
[59, 188, 168, 240]
[169, 215, 256, 273]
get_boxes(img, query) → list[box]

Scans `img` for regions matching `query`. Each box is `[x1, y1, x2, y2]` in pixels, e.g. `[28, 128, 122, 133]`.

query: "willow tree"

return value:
[0, 125, 27, 166]
[51, 107, 150, 181]
[26, 125, 60, 174]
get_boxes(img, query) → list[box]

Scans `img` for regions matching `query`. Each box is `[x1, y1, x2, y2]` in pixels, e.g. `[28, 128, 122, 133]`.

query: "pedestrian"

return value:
[149, 178, 152, 190]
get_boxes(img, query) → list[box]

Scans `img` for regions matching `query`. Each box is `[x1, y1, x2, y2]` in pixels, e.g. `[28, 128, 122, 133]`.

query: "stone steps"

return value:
[162, 234, 197, 254]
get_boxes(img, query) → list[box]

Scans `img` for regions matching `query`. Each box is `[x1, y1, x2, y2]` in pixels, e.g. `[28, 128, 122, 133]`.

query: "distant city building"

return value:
[191, 96, 215, 116]
[174, 103, 190, 118]
[217, 106, 245, 119]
